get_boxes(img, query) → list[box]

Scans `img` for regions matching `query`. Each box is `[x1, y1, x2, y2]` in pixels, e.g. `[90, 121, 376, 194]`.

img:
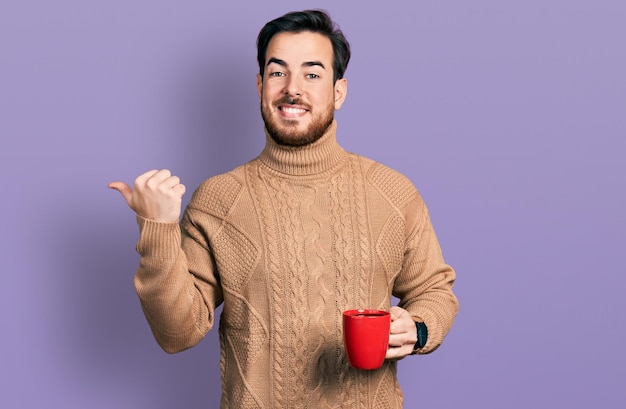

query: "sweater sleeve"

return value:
[133, 212, 223, 353]
[393, 196, 459, 354]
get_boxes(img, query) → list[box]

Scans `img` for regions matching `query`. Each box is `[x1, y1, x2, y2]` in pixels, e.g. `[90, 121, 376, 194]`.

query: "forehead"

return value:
[265, 31, 334, 65]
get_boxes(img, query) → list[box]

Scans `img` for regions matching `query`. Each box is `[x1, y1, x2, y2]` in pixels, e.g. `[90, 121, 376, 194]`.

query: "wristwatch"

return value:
[412, 320, 428, 354]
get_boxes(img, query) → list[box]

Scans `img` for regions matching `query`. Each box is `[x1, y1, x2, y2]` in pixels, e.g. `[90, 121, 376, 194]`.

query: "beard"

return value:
[261, 95, 334, 147]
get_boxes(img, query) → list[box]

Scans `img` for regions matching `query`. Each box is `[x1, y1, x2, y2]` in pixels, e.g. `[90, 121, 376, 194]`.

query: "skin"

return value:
[108, 169, 185, 222]
[257, 31, 346, 146]
[109, 30, 419, 360]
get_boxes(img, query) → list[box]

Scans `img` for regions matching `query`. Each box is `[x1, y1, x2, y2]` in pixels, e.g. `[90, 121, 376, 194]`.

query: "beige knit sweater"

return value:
[134, 121, 458, 408]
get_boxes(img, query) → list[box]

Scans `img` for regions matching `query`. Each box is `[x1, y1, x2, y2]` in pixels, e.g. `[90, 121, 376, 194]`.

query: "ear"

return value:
[333, 78, 348, 110]
[256, 73, 263, 99]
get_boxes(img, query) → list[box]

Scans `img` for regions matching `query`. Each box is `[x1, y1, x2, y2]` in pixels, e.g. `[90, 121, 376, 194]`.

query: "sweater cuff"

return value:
[135, 216, 181, 259]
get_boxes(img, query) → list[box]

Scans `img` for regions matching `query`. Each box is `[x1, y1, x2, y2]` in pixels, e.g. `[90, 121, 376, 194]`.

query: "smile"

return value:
[278, 105, 309, 118]
[281, 107, 307, 114]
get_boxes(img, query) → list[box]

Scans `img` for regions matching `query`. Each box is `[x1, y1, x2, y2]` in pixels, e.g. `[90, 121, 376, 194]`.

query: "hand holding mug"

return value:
[386, 306, 419, 360]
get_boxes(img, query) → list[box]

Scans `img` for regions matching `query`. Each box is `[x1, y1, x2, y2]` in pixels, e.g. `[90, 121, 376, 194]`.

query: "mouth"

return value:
[278, 104, 309, 119]
[278, 105, 309, 118]
[274, 95, 310, 120]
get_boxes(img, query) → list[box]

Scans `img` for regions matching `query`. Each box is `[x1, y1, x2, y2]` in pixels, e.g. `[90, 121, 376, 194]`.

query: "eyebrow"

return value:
[267, 57, 326, 70]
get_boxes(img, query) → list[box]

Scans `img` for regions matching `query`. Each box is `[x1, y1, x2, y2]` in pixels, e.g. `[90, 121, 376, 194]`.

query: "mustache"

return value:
[274, 95, 310, 108]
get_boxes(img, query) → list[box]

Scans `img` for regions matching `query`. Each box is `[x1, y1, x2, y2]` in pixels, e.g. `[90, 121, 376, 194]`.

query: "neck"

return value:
[259, 120, 346, 176]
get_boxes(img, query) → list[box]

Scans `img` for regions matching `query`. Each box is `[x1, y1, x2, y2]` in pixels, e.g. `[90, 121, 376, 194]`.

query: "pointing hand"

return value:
[109, 169, 186, 222]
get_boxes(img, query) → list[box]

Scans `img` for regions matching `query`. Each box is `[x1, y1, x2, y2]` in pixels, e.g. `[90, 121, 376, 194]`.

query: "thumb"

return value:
[108, 181, 133, 205]
[389, 306, 405, 321]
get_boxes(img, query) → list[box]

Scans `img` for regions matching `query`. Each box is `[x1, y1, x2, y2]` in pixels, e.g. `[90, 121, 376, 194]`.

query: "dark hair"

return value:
[256, 9, 351, 83]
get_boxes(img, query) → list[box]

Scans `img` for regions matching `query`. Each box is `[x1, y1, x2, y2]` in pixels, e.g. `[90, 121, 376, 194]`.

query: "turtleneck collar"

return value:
[258, 120, 347, 176]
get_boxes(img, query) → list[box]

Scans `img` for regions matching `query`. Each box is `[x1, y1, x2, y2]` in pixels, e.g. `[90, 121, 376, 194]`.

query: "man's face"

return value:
[257, 31, 347, 147]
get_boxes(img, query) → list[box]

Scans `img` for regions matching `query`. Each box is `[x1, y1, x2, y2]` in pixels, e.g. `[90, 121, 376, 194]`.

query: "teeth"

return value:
[283, 107, 306, 114]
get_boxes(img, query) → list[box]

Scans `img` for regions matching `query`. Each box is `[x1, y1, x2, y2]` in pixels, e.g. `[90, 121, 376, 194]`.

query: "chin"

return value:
[271, 132, 315, 147]
[262, 104, 333, 147]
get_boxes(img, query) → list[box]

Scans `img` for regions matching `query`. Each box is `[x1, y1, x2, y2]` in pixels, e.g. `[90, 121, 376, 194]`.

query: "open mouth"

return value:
[280, 106, 307, 115]
[278, 105, 309, 118]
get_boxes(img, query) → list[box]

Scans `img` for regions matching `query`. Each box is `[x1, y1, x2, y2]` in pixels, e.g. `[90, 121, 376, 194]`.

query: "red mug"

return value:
[343, 309, 390, 370]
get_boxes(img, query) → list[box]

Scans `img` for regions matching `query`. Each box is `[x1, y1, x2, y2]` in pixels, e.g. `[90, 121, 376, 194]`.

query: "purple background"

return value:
[2, 1, 625, 408]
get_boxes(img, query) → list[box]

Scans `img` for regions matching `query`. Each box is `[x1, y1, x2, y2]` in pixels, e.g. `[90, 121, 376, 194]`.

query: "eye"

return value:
[269, 71, 286, 77]
[306, 73, 320, 79]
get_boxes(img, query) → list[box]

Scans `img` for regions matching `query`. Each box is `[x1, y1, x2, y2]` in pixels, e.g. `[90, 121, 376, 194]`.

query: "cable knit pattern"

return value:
[350, 158, 371, 310]
[133, 120, 458, 408]
[329, 169, 357, 406]
[270, 176, 311, 402]
[246, 163, 286, 407]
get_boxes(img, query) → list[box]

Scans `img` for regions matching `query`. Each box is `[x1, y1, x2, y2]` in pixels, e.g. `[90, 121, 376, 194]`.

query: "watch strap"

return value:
[412, 320, 428, 354]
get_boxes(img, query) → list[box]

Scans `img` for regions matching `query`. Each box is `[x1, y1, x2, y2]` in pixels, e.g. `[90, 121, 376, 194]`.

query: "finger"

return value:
[386, 345, 401, 359]
[145, 169, 173, 188]
[108, 181, 133, 204]
[389, 321, 403, 335]
[171, 183, 186, 197]
[389, 306, 406, 321]
[160, 175, 181, 191]
[389, 318, 417, 343]
[388, 333, 404, 348]
[135, 169, 160, 188]
[385, 344, 411, 361]
[389, 313, 411, 334]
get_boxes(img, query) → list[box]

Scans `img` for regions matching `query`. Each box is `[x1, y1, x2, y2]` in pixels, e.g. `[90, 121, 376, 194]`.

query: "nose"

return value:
[284, 75, 302, 97]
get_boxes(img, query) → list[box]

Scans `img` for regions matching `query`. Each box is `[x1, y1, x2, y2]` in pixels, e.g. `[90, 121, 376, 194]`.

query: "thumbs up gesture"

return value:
[109, 169, 186, 222]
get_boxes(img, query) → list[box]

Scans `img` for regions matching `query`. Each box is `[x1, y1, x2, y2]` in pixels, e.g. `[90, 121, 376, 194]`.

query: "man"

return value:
[110, 9, 458, 408]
